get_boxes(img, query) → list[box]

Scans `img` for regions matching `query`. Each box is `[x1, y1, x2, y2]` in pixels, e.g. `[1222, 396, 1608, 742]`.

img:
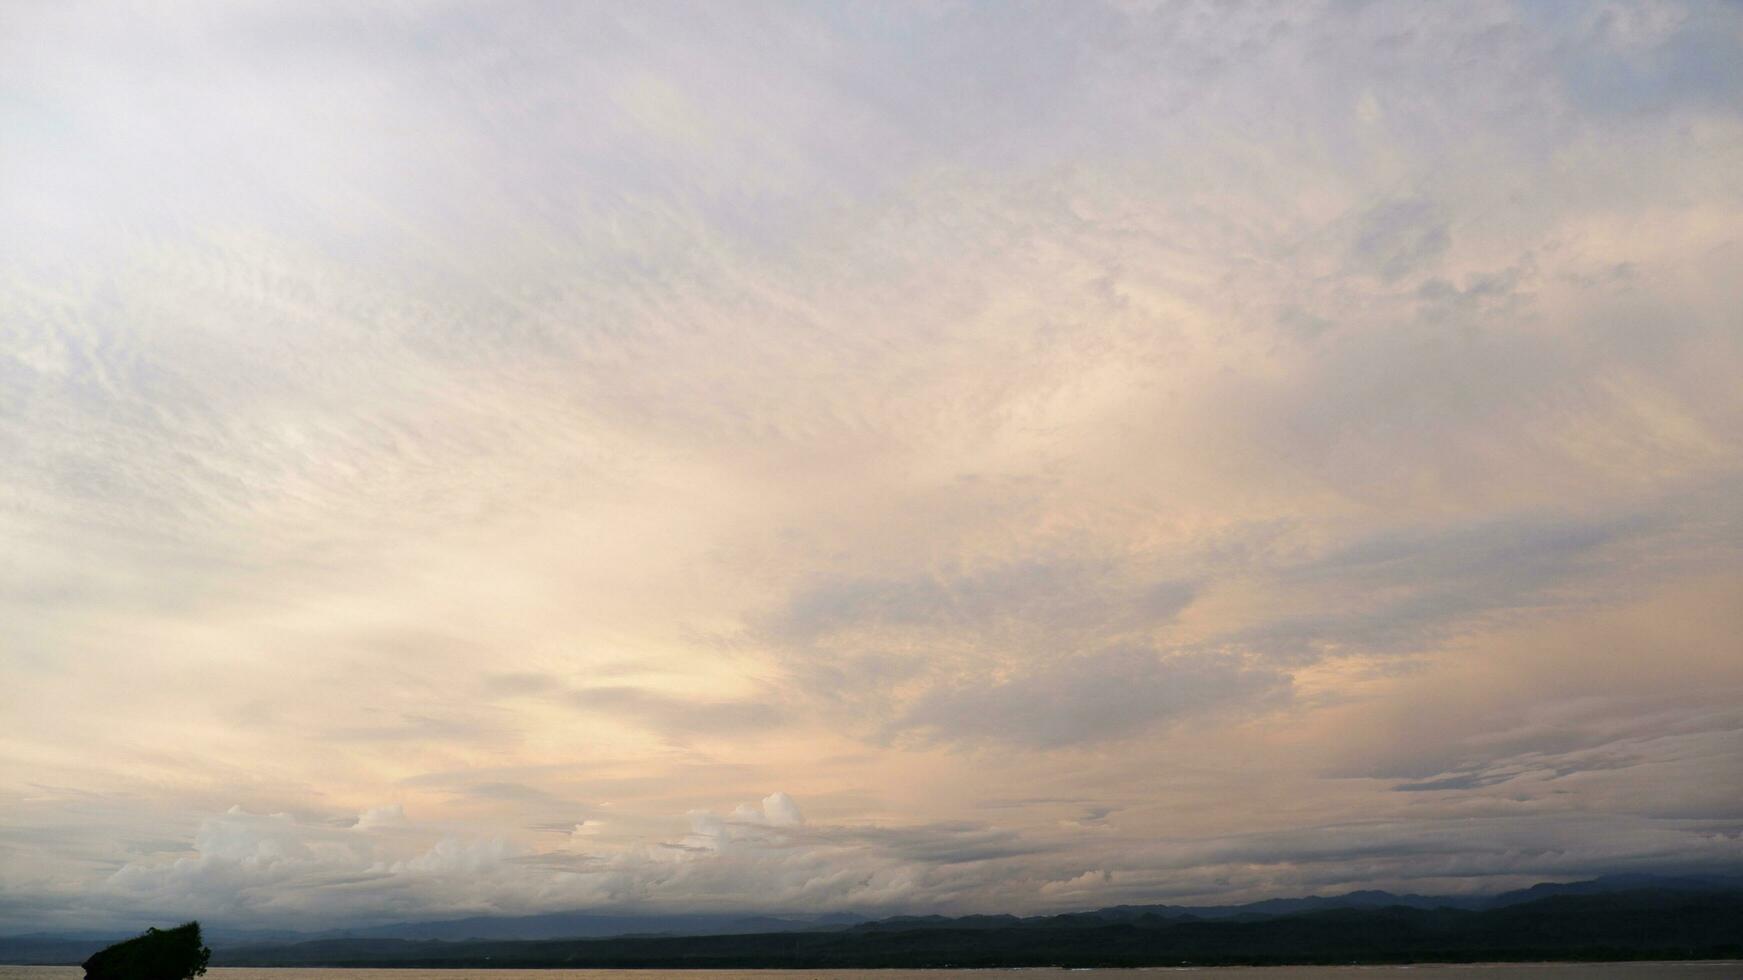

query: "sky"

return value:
[2, 0, 1742, 934]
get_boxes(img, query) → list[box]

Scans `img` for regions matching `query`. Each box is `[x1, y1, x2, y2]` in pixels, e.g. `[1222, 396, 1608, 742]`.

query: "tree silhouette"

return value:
[82, 921, 211, 980]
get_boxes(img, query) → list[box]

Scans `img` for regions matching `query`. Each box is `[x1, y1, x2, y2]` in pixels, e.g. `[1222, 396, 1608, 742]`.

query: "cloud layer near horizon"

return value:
[3, 0, 1742, 932]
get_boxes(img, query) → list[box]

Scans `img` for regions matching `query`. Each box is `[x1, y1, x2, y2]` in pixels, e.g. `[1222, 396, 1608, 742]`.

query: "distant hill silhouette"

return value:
[336, 910, 847, 941]
[5, 875, 1739, 968]
[211, 886, 1743, 968]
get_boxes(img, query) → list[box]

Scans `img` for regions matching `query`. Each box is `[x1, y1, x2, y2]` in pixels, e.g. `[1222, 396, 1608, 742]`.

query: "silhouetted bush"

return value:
[83, 922, 211, 980]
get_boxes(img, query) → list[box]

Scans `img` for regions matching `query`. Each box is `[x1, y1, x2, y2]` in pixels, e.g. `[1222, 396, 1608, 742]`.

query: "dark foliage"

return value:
[83, 922, 211, 980]
[216, 889, 1743, 968]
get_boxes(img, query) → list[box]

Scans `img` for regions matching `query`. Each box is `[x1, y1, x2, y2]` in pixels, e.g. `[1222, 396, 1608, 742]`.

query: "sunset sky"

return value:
[3, 1, 1742, 932]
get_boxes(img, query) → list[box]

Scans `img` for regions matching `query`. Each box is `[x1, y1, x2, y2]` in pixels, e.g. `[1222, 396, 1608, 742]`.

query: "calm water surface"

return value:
[3, 967, 1740, 980]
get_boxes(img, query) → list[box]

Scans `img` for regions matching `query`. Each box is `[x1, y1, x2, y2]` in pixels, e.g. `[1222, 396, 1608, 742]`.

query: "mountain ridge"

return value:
[206, 888, 1743, 968]
[5, 873, 1740, 965]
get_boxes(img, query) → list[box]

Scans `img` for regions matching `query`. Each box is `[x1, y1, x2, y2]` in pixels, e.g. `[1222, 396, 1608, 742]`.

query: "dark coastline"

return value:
[201, 890, 1743, 970]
